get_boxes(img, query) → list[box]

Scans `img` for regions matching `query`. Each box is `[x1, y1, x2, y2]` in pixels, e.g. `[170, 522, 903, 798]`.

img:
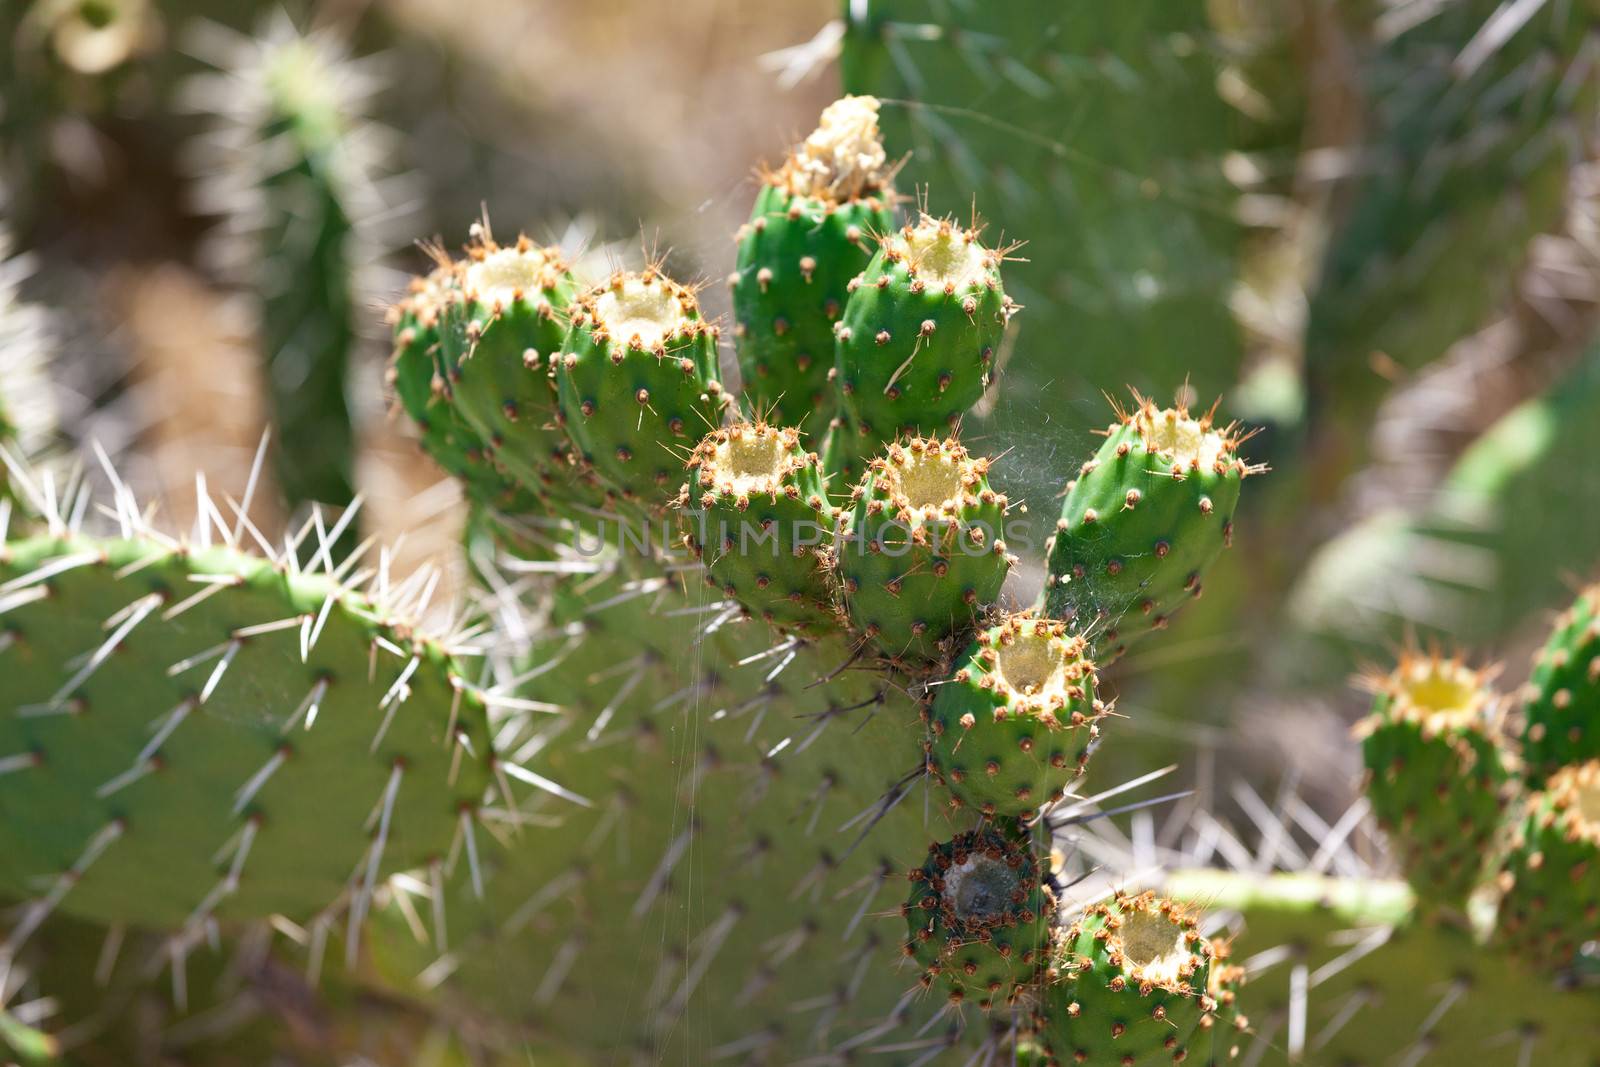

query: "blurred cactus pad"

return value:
[3, 1, 1600, 1066]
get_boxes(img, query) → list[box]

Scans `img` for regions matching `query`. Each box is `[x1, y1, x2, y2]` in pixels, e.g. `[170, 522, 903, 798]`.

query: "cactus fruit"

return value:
[834, 214, 1014, 448]
[433, 230, 600, 514]
[837, 435, 1012, 665]
[903, 823, 1055, 1010]
[1042, 394, 1253, 661]
[0, 533, 494, 934]
[1030, 892, 1217, 1067]
[926, 615, 1103, 817]
[1355, 650, 1512, 912]
[388, 265, 535, 516]
[676, 421, 840, 636]
[553, 270, 727, 509]
[1497, 759, 1600, 968]
[732, 95, 896, 434]
[1521, 584, 1600, 786]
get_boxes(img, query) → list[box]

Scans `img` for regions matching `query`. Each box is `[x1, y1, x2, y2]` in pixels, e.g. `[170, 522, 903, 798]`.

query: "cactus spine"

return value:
[732, 95, 896, 435]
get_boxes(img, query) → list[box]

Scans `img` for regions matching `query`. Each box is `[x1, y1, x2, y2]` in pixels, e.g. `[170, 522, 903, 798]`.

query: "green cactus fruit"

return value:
[1521, 584, 1600, 786]
[554, 269, 728, 509]
[1032, 891, 1217, 1067]
[1497, 759, 1600, 969]
[834, 213, 1014, 448]
[926, 614, 1104, 817]
[1356, 650, 1512, 912]
[1041, 393, 1254, 661]
[732, 95, 897, 435]
[675, 421, 841, 637]
[0, 534, 494, 935]
[837, 435, 1012, 666]
[1189, 936, 1248, 1065]
[388, 265, 539, 519]
[902, 822, 1055, 1010]
[433, 230, 623, 521]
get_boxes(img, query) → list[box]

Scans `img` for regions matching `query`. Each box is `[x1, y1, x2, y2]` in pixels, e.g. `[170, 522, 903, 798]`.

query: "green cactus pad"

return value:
[902, 822, 1055, 1010]
[365, 561, 981, 1062]
[732, 95, 896, 435]
[821, 413, 874, 493]
[554, 270, 728, 509]
[1497, 760, 1600, 969]
[926, 615, 1103, 817]
[0, 535, 494, 932]
[837, 435, 1011, 666]
[389, 265, 540, 518]
[1042, 394, 1253, 661]
[834, 214, 1013, 447]
[1164, 868, 1600, 1065]
[1031, 892, 1217, 1067]
[1521, 585, 1600, 786]
[676, 421, 841, 636]
[1357, 651, 1512, 912]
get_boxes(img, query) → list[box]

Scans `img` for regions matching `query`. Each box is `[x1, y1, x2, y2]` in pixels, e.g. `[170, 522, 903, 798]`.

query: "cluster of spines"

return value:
[1355, 649, 1512, 913]
[837, 435, 1013, 666]
[1042, 393, 1256, 661]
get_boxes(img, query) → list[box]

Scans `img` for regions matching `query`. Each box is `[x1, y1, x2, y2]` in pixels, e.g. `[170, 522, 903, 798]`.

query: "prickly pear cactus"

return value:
[1497, 760, 1600, 968]
[1356, 651, 1512, 913]
[1042, 394, 1254, 661]
[554, 270, 728, 509]
[925, 615, 1104, 818]
[676, 421, 840, 636]
[732, 95, 896, 435]
[1029, 892, 1218, 1067]
[836, 435, 1012, 665]
[0, 532, 495, 936]
[1521, 585, 1600, 785]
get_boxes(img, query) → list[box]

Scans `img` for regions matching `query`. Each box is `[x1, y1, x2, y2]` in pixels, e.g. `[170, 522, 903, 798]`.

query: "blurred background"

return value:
[4, 0, 1600, 873]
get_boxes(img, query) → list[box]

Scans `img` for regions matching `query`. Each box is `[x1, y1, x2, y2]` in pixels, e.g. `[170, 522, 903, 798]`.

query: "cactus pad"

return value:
[0, 535, 493, 933]
[1497, 760, 1600, 969]
[1031, 892, 1217, 1067]
[926, 615, 1103, 817]
[835, 214, 1013, 446]
[903, 823, 1055, 1010]
[732, 96, 896, 434]
[1042, 394, 1252, 661]
[1521, 584, 1600, 786]
[554, 270, 727, 508]
[1356, 650, 1512, 912]
[837, 435, 1011, 666]
[677, 421, 841, 636]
